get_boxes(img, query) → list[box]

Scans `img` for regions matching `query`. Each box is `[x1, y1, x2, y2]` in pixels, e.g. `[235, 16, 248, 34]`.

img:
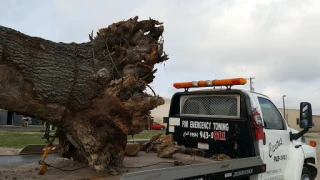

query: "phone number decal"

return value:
[183, 131, 227, 141]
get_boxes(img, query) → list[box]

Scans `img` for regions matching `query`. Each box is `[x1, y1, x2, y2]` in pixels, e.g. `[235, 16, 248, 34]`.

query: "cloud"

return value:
[260, 79, 320, 112]
[1, 0, 320, 114]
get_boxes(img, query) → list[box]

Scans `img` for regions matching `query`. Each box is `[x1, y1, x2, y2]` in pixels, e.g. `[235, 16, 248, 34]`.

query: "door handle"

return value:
[263, 133, 266, 145]
[295, 145, 302, 148]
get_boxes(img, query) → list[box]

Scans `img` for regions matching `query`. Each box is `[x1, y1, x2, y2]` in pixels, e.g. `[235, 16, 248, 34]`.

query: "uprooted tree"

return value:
[0, 16, 168, 174]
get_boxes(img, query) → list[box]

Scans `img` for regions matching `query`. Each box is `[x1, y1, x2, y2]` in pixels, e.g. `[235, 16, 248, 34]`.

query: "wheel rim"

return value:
[301, 174, 310, 180]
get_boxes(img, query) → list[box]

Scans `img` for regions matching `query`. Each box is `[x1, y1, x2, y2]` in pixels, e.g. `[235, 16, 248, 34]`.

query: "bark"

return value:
[211, 154, 231, 161]
[141, 134, 203, 158]
[140, 132, 163, 151]
[125, 143, 141, 156]
[156, 134, 186, 158]
[0, 16, 168, 174]
[158, 145, 186, 158]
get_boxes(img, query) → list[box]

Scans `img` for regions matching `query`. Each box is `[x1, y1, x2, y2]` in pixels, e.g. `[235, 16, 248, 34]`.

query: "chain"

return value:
[38, 160, 89, 172]
[41, 123, 61, 144]
[41, 123, 51, 143]
[123, 157, 196, 168]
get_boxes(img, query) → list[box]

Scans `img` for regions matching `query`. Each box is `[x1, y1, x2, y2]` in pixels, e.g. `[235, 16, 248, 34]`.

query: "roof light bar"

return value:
[173, 78, 247, 89]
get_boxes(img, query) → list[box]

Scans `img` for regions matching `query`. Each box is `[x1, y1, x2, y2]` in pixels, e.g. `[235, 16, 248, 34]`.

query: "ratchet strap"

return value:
[38, 142, 54, 175]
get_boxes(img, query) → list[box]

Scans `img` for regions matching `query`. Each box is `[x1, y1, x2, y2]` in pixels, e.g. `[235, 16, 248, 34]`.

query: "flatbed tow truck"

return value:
[119, 77, 317, 180]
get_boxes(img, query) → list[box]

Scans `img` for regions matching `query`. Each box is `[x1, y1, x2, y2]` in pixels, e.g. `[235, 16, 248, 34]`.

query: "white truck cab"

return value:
[164, 77, 317, 180]
[247, 90, 317, 180]
[121, 77, 317, 180]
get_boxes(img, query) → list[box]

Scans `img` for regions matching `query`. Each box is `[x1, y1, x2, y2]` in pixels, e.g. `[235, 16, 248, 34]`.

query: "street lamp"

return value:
[282, 95, 286, 119]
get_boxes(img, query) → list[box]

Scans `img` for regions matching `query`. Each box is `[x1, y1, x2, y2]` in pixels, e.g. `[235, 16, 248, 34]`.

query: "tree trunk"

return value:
[0, 16, 168, 174]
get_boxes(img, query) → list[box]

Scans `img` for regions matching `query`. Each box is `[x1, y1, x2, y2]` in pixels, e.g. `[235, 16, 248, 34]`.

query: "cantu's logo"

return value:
[269, 138, 283, 158]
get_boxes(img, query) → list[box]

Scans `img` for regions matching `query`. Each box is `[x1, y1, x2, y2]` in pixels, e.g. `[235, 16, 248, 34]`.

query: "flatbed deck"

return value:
[108, 151, 213, 179]
[0, 151, 265, 179]
[123, 151, 212, 169]
[119, 151, 266, 180]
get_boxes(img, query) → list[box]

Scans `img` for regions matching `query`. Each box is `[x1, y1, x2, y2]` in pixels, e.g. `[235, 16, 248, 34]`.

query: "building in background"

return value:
[151, 99, 171, 127]
[0, 109, 24, 126]
[0, 109, 44, 126]
[278, 108, 320, 132]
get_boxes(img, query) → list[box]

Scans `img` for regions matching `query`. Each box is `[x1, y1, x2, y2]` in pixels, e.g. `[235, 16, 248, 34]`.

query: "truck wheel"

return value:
[301, 167, 312, 180]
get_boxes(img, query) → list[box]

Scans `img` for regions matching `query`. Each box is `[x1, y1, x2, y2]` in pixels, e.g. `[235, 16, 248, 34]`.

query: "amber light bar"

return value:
[173, 78, 247, 89]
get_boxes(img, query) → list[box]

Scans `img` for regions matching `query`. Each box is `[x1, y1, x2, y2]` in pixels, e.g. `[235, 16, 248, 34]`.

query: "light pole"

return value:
[282, 95, 286, 119]
[246, 77, 255, 91]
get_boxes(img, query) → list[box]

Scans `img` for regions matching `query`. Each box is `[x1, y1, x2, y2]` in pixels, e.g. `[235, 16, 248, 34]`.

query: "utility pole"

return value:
[246, 77, 255, 92]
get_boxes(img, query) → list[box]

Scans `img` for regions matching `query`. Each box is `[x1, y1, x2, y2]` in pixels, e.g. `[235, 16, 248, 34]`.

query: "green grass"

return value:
[0, 130, 49, 148]
[128, 130, 166, 140]
[0, 130, 165, 148]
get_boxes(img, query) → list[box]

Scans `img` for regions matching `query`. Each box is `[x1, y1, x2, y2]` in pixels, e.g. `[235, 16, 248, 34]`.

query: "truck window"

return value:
[258, 97, 285, 130]
[180, 95, 240, 118]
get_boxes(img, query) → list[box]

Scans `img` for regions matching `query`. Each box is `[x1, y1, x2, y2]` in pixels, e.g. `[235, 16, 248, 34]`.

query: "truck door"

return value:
[256, 96, 290, 180]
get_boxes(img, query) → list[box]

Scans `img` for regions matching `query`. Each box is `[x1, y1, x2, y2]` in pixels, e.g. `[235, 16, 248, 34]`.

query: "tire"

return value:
[160, 127, 164, 130]
[301, 167, 312, 180]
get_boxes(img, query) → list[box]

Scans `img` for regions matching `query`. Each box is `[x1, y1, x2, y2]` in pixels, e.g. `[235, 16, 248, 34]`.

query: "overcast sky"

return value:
[1, 0, 320, 114]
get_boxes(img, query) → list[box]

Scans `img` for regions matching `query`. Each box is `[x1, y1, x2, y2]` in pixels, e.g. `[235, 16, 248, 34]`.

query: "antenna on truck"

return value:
[173, 78, 247, 92]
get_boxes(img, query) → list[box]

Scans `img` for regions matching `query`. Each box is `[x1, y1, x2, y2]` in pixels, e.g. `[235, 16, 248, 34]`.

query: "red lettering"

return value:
[213, 131, 219, 141]
[213, 131, 226, 141]
[221, 132, 226, 140]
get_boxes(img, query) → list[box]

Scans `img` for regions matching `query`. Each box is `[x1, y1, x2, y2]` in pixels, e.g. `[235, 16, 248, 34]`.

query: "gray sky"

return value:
[1, 0, 320, 114]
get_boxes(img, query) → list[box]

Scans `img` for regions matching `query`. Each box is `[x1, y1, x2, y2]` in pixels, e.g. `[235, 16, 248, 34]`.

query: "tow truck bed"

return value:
[119, 151, 266, 180]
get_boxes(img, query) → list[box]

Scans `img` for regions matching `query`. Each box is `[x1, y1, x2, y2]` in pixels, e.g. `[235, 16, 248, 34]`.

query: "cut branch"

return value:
[0, 16, 169, 174]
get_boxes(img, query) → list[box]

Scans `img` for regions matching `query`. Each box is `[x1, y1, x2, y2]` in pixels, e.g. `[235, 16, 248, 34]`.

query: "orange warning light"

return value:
[173, 78, 247, 89]
[310, 141, 317, 147]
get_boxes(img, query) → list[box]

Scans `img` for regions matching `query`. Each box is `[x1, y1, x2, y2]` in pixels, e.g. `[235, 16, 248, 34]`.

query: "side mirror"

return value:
[299, 102, 313, 129]
[290, 102, 313, 141]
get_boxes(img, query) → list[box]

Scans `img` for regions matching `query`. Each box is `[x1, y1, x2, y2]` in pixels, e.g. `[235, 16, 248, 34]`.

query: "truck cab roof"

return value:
[181, 88, 270, 99]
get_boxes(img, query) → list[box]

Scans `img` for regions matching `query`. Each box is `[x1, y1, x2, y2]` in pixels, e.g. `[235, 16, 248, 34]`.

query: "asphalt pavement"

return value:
[0, 153, 60, 165]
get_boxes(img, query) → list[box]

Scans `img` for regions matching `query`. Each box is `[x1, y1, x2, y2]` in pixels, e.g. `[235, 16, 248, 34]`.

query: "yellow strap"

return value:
[41, 142, 54, 160]
[38, 142, 54, 175]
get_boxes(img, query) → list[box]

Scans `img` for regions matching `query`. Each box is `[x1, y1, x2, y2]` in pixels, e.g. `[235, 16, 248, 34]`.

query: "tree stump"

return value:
[0, 16, 169, 174]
